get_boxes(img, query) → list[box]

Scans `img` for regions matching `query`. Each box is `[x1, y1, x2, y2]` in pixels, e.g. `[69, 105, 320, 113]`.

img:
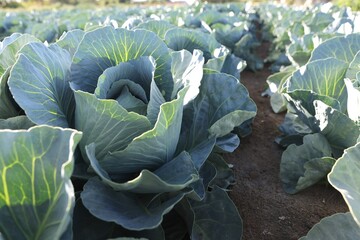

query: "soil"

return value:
[225, 43, 348, 240]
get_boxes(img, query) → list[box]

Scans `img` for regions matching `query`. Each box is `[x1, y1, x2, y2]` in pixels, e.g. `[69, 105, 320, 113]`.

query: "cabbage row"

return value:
[0, 2, 263, 71]
[260, 3, 360, 239]
[0, 3, 258, 240]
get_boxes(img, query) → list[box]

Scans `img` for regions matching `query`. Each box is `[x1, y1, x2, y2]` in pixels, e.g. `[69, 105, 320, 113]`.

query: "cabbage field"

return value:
[0, 2, 359, 239]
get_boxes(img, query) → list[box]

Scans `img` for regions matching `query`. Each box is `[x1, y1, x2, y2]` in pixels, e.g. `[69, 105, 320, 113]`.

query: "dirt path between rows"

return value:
[225, 43, 348, 240]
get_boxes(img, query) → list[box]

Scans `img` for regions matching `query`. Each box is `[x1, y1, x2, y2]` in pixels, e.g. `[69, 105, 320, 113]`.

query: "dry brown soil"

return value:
[225, 44, 348, 240]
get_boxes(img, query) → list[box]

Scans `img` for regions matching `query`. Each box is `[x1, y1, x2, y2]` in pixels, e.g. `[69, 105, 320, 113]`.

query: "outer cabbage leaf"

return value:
[56, 29, 85, 57]
[329, 142, 360, 227]
[212, 24, 246, 50]
[0, 33, 40, 72]
[170, 49, 204, 103]
[70, 27, 173, 99]
[0, 116, 34, 130]
[217, 54, 246, 80]
[98, 88, 187, 174]
[26, 22, 58, 43]
[176, 186, 243, 240]
[304, 11, 334, 32]
[189, 187, 243, 240]
[0, 68, 20, 119]
[0, 126, 82, 240]
[309, 33, 360, 63]
[345, 78, 360, 123]
[280, 133, 335, 194]
[87, 145, 199, 193]
[179, 71, 256, 169]
[233, 33, 263, 71]
[136, 20, 176, 39]
[314, 100, 360, 154]
[345, 51, 360, 80]
[164, 28, 225, 63]
[74, 91, 151, 164]
[8, 42, 74, 128]
[287, 58, 348, 111]
[181, 71, 256, 148]
[73, 199, 165, 240]
[300, 213, 360, 240]
[81, 178, 189, 231]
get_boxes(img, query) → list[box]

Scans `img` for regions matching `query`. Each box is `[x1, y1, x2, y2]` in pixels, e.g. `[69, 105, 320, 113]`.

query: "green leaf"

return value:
[344, 78, 360, 123]
[309, 33, 360, 63]
[170, 49, 204, 102]
[314, 100, 360, 152]
[287, 58, 348, 111]
[304, 12, 334, 32]
[99, 89, 187, 174]
[266, 65, 295, 94]
[219, 54, 247, 80]
[0, 116, 35, 130]
[70, 27, 173, 99]
[209, 110, 256, 138]
[74, 91, 151, 164]
[56, 29, 85, 58]
[0, 125, 82, 240]
[136, 20, 176, 39]
[329, 142, 360, 227]
[0, 68, 20, 119]
[0, 33, 40, 71]
[345, 51, 360, 80]
[270, 92, 287, 113]
[208, 153, 235, 189]
[94, 56, 154, 101]
[297, 157, 335, 191]
[165, 28, 225, 62]
[280, 133, 334, 194]
[181, 72, 256, 149]
[73, 198, 165, 240]
[94, 56, 157, 116]
[300, 213, 360, 240]
[188, 187, 243, 240]
[287, 90, 341, 115]
[81, 178, 188, 231]
[8, 42, 74, 128]
[87, 144, 199, 193]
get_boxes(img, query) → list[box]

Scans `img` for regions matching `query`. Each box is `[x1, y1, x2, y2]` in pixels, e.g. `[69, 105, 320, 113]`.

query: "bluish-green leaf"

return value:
[0, 33, 40, 71]
[165, 28, 224, 62]
[70, 27, 173, 98]
[87, 144, 199, 193]
[344, 78, 360, 123]
[181, 72, 256, 149]
[280, 133, 333, 194]
[8, 42, 74, 128]
[56, 29, 85, 58]
[136, 20, 176, 39]
[329, 142, 360, 227]
[345, 51, 360, 80]
[309, 33, 360, 63]
[0, 116, 35, 130]
[81, 178, 188, 231]
[99, 88, 187, 174]
[0, 68, 20, 119]
[287, 58, 348, 111]
[73, 198, 165, 240]
[314, 100, 360, 152]
[188, 187, 243, 240]
[300, 213, 360, 240]
[170, 49, 204, 103]
[94, 56, 155, 101]
[0, 125, 82, 240]
[74, 91, 151, 164]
